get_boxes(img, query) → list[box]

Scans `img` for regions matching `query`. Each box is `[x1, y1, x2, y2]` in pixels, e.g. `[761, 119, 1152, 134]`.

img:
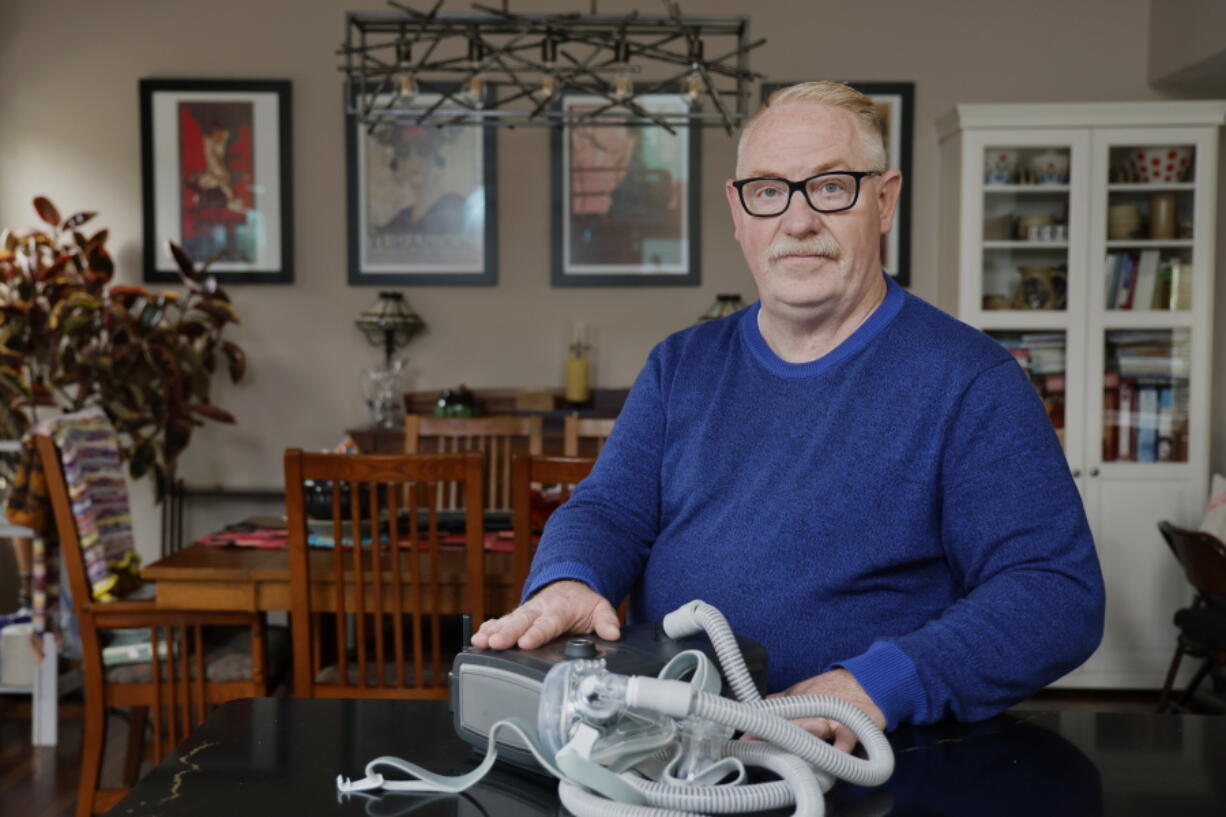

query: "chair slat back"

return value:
[510, 455, 595, 593]
[563, 415, 616, 458]
[1159, 521, 1226, 598]
[284, 450, 484, 699]
[405, 415, 543, 511]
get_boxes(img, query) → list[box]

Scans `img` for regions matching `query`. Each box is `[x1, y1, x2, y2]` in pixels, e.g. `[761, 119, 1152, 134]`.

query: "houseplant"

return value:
[0, 196, 246, 499]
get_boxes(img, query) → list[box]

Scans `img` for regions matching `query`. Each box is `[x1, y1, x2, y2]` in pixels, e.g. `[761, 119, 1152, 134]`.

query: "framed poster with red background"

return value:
[141, 79, 293, 284]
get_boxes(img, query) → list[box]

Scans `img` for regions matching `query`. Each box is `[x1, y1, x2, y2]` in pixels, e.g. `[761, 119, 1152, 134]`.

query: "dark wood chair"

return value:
[1156, 520, 1226, 713]
[284, 449, 485, 699]
[405, 415, 543, 512]
[562, 414, 616, 458]
[35, 435, 274, 817]
[509, 453, 597, 598]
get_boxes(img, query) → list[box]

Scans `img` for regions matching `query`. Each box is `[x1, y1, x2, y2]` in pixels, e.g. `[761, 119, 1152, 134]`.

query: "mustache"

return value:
[767, 236, 841, 262]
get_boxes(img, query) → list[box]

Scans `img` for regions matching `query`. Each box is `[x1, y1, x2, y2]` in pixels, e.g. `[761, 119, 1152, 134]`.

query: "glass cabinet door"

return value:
[980, 144, 1075, 313]
[1100, 329, 1190, 463]
[987, 330, 1068, 450]
[1102, 143, 1196, 313]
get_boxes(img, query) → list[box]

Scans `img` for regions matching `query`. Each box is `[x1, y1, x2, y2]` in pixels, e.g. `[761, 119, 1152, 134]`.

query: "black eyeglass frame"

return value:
[731, 170, 883, 217]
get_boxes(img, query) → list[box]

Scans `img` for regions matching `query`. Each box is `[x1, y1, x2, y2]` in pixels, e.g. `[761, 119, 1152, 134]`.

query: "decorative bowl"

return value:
[984, 149, 1019, 184]
[1131, 146, 1192, 183]
[1029, 150, 1070, 184]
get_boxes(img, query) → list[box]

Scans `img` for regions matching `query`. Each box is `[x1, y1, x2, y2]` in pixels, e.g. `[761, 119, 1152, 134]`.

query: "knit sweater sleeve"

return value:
[838, 359, 1105, 726]
[520, 347, 667, 604]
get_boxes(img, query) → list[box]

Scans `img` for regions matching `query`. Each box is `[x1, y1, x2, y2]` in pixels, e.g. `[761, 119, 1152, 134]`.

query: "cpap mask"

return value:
[337, 600, 894, 817]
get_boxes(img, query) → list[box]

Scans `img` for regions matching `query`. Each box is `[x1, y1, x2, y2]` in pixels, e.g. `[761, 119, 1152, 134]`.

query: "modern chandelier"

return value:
[339, 0, 764, 133]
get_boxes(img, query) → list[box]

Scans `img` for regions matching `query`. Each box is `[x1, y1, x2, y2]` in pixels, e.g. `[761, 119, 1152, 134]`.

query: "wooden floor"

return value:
[0, 687, 1185, 817]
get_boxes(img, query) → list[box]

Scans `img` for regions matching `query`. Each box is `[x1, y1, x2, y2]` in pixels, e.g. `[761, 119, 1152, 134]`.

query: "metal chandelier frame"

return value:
[339, 0, 765, 133]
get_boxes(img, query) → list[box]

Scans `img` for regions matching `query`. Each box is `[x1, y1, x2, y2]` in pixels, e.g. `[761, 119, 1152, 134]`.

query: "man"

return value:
[473, 82, 1104, 752]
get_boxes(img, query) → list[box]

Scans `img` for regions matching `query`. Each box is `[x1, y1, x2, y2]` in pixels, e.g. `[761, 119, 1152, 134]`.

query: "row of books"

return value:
[1104, 251, 1190, 310]
[994, 333, 1066, 375]
[1102, 374, 1187, 462]
[1109, 330, 1190, 379]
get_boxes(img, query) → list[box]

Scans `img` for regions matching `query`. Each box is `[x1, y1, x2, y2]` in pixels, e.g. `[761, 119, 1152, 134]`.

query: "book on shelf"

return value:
[1136, 385, 1160, 462]
[1132, 250, 1161, 310]
[1114, 253, 1138, 309]
[1157, 386, 1176, 462]
[1117, 380, 1135, 461]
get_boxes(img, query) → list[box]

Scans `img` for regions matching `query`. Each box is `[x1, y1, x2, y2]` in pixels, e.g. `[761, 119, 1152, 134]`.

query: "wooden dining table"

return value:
[142, 544, 522, 617]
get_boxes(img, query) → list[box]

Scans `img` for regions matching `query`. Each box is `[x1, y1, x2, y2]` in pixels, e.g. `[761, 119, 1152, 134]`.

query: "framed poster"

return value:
[761, 81, 914, 287]
[345, 84, 496, 286]
[140, 79, 293, 284]
[551, 94, 700, 287]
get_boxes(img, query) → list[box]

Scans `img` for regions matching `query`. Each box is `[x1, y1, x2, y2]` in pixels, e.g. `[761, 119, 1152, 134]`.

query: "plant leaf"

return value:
[188, 403, 236, 423]
[87, 245, 114, 279]
[193, 300, 241, 326]
[129, 440, 156, 479]
[33, 196, 61, 228]
[63, 211, 97, 230]
[221, 341, 246, 383]
[166, 241, 203, 290]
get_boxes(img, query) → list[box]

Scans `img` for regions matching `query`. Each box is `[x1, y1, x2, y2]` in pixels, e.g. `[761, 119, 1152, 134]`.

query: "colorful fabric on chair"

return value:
[3, 408, 141, 636]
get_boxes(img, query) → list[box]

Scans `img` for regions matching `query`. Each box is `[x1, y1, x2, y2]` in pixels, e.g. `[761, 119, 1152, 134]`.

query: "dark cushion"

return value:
[1174, 605, 1226, 651]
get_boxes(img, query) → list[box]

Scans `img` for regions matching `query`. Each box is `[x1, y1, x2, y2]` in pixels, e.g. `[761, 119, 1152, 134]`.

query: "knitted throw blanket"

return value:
[4, 408, 139, 635]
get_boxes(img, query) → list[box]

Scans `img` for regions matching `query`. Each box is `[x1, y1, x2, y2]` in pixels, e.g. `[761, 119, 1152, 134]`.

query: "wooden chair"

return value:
[405, 414, 543, 511]
[284, 449, 484, 699]
[1156, 520, 1226, 713]
[35, 435, 274, 817]
[563, 414, 616, 458]
[510, 454, 596, 592]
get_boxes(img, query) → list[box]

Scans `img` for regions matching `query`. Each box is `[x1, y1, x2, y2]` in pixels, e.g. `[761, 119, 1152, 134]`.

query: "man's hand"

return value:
[471, 580, 621, 650]
[768, 669, 886, 754]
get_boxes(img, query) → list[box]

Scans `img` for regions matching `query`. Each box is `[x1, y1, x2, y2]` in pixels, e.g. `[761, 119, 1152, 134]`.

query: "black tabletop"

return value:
[106, 698, 1226, 817]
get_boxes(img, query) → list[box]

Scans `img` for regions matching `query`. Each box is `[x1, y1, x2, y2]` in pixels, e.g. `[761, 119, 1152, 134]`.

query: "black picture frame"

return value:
[551, 93, 701, 287]
[345, 83, 497, 286]
[760, 81, 914, 287]
[140, 79, 294, 284]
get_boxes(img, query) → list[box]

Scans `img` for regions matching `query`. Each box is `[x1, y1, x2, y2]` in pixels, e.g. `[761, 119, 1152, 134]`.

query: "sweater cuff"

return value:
[520, 561, 608, 605]
[833, 641, 926, 730]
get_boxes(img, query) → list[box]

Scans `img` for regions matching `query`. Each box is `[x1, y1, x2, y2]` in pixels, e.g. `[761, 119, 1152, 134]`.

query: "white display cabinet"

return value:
[937, 101, 1226, 689]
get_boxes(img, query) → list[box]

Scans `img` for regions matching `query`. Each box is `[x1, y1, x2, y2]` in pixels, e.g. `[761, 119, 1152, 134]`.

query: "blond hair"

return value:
[736, 81, 887, 175]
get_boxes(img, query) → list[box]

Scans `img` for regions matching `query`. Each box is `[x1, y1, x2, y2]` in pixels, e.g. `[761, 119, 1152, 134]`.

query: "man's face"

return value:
[725, 103, 901, 322]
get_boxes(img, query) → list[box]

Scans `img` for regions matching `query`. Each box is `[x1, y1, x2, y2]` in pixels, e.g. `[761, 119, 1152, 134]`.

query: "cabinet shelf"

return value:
[982, 241, 1069, 250]
[1103, 239, 1194, 249]
[1107, 182, 1195, 193]
[984, 184, 1070, 194]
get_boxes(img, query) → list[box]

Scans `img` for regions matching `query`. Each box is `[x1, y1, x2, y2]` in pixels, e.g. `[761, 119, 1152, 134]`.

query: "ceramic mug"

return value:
[985, 149, 1019, 184]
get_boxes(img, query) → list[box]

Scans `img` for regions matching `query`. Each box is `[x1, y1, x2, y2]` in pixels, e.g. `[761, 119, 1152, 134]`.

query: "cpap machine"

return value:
[337, 600, 895, 817]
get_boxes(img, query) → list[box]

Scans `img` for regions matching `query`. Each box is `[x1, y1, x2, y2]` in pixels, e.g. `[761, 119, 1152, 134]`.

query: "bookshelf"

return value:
[938, 101, 1226, 690]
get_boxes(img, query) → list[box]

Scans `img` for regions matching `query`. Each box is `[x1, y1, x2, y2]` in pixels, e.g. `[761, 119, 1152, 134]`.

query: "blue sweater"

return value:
[524, 275, 1105, 728]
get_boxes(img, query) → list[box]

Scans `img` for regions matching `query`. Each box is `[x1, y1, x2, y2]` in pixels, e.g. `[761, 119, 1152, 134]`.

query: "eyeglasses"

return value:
[731, 171, 882, 217]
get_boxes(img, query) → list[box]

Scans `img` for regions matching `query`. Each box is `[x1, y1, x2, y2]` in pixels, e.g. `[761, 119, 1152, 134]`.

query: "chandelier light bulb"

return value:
[535, 74, 557, 101]
[397, 72, 417, 100]
[461, 74, 485, 107]
[611, 71, 633, 102]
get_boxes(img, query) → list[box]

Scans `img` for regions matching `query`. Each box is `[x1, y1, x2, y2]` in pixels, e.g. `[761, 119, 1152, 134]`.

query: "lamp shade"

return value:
[356, 291, 425, 365]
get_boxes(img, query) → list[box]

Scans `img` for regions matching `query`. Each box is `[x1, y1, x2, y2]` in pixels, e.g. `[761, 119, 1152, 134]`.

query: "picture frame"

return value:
[761, 81, 914, 287]
[551, 93, 701, 287]
[140, 79, 294, 284]
[345, 83, 497, 286]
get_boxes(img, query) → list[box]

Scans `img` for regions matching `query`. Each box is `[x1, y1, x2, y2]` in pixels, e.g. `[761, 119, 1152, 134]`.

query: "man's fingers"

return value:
[830, 723, 859, 754]
[518, 611, 565, 649]
[592, 602, 622, 641]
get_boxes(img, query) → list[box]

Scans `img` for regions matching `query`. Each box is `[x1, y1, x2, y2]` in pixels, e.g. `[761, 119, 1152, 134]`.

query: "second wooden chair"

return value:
[406, 415, 543, 512]
[284, 450, 488, 699]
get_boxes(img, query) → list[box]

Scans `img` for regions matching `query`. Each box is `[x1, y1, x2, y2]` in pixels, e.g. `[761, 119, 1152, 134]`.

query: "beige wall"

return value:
[4, 0, 1221, 557]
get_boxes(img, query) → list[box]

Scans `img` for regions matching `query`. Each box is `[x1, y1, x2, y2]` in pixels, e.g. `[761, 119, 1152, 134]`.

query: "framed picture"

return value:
[761, 81, 914, 287]
[140, 79, 293, 284]
[345, 84, 497, 286]
[551, 94, 700, 286]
